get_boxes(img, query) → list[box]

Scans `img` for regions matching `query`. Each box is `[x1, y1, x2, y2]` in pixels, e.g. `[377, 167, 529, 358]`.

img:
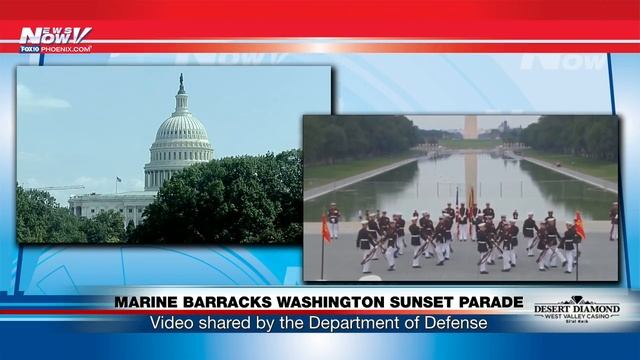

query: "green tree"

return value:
[131, 149, 302, 244]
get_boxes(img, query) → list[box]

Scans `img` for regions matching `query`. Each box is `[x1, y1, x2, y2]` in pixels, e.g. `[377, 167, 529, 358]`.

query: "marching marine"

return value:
[523, 212, 539, 257]
[544, 218, 567, 269]
[457, 202, 469, 241]
[476, 223, 490, 274]
[561, 221, 581, 274]
[433, 216, 447, 266]
[508, 219, 519, 267]
[409, 217, 423, 268]
[483, 202, 495, 219]
[419, 211, 435, 258]
[356, 220, 374, 273]
[395, 213, 406, 256]
[327, 203, 341, 240]
[500, 222, 513, 272]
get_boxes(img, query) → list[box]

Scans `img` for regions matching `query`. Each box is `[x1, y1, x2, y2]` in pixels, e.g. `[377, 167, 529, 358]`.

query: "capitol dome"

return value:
[144, 74, 214, 191]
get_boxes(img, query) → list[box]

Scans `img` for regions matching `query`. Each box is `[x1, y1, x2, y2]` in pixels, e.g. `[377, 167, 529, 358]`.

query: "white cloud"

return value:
[17, 83, 71, 110]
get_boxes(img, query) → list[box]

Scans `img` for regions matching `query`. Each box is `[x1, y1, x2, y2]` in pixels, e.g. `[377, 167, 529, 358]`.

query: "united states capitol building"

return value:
[69, 75, 214, 226]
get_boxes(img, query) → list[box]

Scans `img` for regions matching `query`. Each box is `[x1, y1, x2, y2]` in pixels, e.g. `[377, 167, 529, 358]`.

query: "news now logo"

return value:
[19, 27, 93, 53]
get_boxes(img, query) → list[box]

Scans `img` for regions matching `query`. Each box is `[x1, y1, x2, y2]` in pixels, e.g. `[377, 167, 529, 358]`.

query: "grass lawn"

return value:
[439, 139, 502, 149]
[521, 149, 618, 182]
[304, 152, 415, 190]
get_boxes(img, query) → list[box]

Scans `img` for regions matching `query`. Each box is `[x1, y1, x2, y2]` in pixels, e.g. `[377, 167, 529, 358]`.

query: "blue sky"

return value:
[17, 65, 331, 204]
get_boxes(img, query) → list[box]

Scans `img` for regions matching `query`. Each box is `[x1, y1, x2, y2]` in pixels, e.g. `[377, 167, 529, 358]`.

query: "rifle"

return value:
[476, 237, 503, 265]
[526, 235, 539, 252]
[361, 239, 387, 265]
[413, 236, 434, 260]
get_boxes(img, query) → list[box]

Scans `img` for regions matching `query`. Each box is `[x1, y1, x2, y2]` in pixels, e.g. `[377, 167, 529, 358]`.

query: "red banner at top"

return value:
[1, 0, 639, 39]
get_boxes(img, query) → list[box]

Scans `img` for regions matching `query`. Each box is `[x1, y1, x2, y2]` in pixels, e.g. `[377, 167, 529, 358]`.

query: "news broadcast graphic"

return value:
[303, 115, 619, 281]
[16, 65, 330, 244]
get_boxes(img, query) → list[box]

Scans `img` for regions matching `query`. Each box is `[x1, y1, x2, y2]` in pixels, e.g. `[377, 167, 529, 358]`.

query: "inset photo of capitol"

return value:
[17, 65, 331, 244]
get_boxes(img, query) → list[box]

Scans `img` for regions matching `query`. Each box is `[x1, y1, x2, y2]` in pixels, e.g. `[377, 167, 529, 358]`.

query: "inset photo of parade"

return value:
[303, 115, 620, 282]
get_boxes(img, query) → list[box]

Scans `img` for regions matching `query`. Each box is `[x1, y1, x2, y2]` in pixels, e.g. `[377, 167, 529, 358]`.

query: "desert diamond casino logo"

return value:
[534, 296, 621, 324]
[19, 27, 93, 54]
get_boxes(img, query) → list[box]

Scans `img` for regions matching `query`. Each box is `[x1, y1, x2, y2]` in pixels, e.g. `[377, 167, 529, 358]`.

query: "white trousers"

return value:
[502, 249, 512, 270]
[444, 240, 451, 259]
[525, 236, 535, 255]
[479, 252, 487, 272]
[329, 222, 339, 239]
[548, 245, 566, 266]
[436, 243, 445, 262]
[538, 249, 547, 270]
[424, 241, 434, 258]
[565, 249, 574, 272]
[611, 224, 618, 240]
[397, 236, 405, 255]
[471, 225, 477, 240]
[362, 250, 371, 273]
[459, 224, 468, 240]
[510, 246, 517, 265]
[412, 242, 422, 267]
[385, 245, 395, 268]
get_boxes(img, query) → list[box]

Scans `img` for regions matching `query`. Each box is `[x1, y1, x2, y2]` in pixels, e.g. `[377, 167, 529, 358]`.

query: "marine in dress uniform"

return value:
[523, 212, 539, 256]
[561, 221, 581, 273]
[545, 211, 554, 222]
[477, 223, 490, 274]
[395, 213, 407, 256]
[327, 203, 341, 240]
[419, 211, 435, 258]
[367, 215, 381, 260]
[356, 220, 373, 273]
[513, 209, 519, 220]
[500, 223, 513, 272]
[379, 211, 391, 234]
[485, 217, 497, 265]
[383, 222, 397, 271]
[458, 203, 469, 241]
[536, 222, 549, 271]
[508, 219, 519, 267]
[496, 215, 508, 259]
[470, 203, 479, 241]
[434, 217, 447, 265]
[409, 217, 423, 268]
[545, 218, 567, 268]
[442, 213, 453, 260]
[483, 203, 495, 219]
[609, 202, 619, 241]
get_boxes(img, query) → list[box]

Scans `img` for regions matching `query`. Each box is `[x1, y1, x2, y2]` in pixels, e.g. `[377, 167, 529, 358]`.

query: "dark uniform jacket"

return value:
[522, 218, 538, 238]
[500, 229, 513, 250]
[409, 224, 421, 246]
[561, 228, 580, 251]
[328, 208, 340, 224]
[444, 207, 455, 218]
[379, 216, 390, 232]
[609, 208, 619, 225]
[483, 207, 495, 218]
[536, 228, 548, 250]
[383, 228, 397, 248]
[458, 207, 468, 224]
[396, 218, 406, 237]
[357, 228, 372, 250]
[367, 219, 380, 239]
[477, 230, 489, 253]
[434, 223, 447, 243]
[419, 218, 434, 240]
[444, 218, 453, 240]
[510, 225, 519, 246]
[513, 210, 519, 220]
[546, 226, 559, 246]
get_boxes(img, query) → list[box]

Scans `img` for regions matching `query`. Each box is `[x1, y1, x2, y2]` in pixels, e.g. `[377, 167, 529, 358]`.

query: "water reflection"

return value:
[304, 153, 617, 222]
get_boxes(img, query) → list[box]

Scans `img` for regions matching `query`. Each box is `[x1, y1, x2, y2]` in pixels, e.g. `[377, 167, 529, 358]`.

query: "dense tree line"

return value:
[521, 115, 619, 161]
[303, 115, 423, 165]
[130, 149, 301, 244]
[17, 186, 126, 244]
[419, 129, 462, 144]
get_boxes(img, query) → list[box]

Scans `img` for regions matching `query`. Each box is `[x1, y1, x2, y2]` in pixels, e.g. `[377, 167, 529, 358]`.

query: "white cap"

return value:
[528, 212, 534, 216]
[509, 219, 516, 224]
[479, 223, 486, 228]
[566, 221, 574, 226]
[411, 217, 418, 221]
[548, 217, 556, 222]
[422, 210, 429, 215]
[361, 220, 368, 225]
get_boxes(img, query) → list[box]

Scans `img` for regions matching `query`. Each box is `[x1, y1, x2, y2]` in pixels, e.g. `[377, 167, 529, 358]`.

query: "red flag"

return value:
[321, 213, 331, 243]
[575, 211, 586, 241]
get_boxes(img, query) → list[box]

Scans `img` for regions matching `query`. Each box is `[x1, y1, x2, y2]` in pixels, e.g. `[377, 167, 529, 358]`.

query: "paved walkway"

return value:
[304, 157, 419, 201]
[505, 151, 618, 194]
[304, 221, 618, 282]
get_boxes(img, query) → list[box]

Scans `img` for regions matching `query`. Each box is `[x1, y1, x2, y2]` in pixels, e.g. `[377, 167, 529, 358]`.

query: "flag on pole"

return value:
[575, 211, 586, 241]
[321, 212, 331, 243]
[116, 177, 122, 182]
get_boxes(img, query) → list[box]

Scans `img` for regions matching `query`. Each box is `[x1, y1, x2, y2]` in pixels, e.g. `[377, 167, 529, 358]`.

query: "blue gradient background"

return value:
[0, 53, 638, 358]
